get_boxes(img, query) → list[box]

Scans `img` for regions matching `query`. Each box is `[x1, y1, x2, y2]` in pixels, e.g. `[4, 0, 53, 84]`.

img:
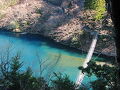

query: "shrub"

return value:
[85, 0, 106, 20]
[52, 72, 77, 90]
[9, 20, 20, 30]
[0, 53, 78, 90]
[0, 54, 49, 90]
[79, 61, 120, 89]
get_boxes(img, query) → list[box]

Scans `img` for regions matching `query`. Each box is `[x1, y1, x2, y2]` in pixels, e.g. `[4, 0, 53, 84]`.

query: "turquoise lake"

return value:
[0, 31, 108, 85]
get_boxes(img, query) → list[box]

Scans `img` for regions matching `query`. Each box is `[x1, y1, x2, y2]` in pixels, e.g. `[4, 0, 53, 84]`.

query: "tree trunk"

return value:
[110, 0, 120, 65]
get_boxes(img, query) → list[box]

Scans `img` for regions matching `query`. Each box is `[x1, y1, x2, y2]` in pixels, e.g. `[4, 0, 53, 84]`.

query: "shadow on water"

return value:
[0, 29, 115, 62]
[0, 29, 86, 55]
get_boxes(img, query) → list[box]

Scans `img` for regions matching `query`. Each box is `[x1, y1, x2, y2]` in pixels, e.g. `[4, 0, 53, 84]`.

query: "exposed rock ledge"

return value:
[0, 0, 116, 57]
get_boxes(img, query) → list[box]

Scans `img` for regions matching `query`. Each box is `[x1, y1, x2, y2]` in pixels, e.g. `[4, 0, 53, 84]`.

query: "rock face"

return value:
[0, 0, 116, 56]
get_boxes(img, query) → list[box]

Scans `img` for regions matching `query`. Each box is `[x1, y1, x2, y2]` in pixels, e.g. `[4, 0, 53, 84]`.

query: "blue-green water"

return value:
[0, 31, 107, 83]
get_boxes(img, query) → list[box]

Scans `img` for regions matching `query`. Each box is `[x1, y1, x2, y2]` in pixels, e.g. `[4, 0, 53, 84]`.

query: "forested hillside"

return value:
[0, 0, 115, 56]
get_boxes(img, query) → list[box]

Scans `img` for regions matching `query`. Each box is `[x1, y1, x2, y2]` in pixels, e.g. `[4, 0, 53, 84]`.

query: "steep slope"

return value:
[0, 0, 116, 56]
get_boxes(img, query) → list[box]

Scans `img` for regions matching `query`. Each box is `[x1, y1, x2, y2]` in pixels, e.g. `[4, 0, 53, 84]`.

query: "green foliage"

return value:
[7, 20, 31, 31]
[85, 0, 97, 9]
[90, 79, 107, 90]
[35, 8, 43, 15]
[22, 20, 30, 26]
[9, 20, 21, 30]
[0, 54, 49, 90]
[10, 54, 22, 73]
[52, 72, 77, 90]
[0, 54, 78, 90]
[9, 20, 30, 31]
[85, 0, 106, 20]
[79, 61, 120, 90]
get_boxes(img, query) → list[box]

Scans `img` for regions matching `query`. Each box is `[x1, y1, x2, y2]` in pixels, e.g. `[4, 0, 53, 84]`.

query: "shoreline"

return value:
[0, 28, 116, 61]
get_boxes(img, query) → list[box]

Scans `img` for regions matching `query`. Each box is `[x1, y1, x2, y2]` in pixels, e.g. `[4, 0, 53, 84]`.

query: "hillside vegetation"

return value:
[0, 0, 115, 56]
[0, 0, 19, 10]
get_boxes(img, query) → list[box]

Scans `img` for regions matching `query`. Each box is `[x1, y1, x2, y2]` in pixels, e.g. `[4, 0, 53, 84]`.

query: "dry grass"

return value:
[0, 13, 5, 19]
[0, 0, 19, 10]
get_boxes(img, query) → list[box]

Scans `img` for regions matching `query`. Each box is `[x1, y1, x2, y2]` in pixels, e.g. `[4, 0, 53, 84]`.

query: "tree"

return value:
[79, 61, 120, 89]
[0, 51, 77, 90]
[106, 0, 120, 77]
[52, 72, 77, 90]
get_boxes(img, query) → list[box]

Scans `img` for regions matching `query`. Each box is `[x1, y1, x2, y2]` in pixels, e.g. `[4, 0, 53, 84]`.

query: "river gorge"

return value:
[0, 30, 113, 86]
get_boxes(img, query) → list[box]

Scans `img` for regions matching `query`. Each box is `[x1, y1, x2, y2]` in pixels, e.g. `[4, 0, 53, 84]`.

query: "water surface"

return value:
[0, 31, 108, 83]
